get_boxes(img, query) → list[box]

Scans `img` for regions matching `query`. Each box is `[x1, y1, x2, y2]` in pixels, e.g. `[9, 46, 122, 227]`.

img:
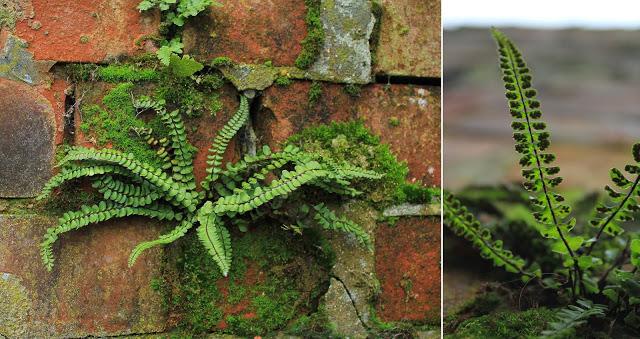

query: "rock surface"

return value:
[321, 278, 368, 338]
[0, 78, 55, 197]
[0, 214, 169, 337]
[258, 82, 441, 186]
[305, 0, 375, 84]
[374, 0, 441, 77]
[375, 217, 440, 324]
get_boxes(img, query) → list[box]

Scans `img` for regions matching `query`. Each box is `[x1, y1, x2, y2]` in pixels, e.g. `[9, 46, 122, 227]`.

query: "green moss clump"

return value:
[396, 183, 439, 204]
[64, 64, 160, 83]
[98, 65, 160, 83]
[388, 117, 400, 127]
[79, 82, 166, 168]
[295, 0, 325, 70]
[211, 56, 234, 67]
[155, 70, 225, 118]
[343, 83, 361, 97]
[286, 120, 410, 205]
[308, 81, 322, 106]
[447, 308, 555, 339]
[287, 307, 338, 338]
[274, 76, 292, 87]
[162, 226, 331, 336]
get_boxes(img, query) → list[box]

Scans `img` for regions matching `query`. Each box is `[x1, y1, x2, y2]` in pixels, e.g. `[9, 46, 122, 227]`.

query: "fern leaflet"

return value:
[541, 299, 607, 338]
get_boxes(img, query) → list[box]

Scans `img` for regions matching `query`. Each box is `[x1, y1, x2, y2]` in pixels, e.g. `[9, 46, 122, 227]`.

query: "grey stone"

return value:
[383, 203, 441, 217]
[321, 278, 368, 339]
[0, 79, 55, 198]
[306, 0, 375, 84]
[0, 34, 39, 84]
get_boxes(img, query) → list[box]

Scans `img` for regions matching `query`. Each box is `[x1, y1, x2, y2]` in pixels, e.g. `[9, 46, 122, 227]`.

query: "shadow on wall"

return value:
[444, 27, 640, 191]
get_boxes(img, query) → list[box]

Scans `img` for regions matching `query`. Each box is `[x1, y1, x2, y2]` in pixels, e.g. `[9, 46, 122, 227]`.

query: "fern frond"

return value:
[196, 201, 232, 276]
[492, 29, 581, 261]
[134, 127, 173, 171]
[41, 201, 180, 271]
[202, 95, 250, 191]
[444, 192, 536, 279]
[37, 165, 134, 200]
[213, 161, 330, 215]
[156, 107, 196, 189]
[128, 216, 195, 267]
[61, 147, 197, 211]
[92, 176, 161, 207]
[310, 180, 363, 197]
[587, 143, 640, 252]
[541, 299, 607, 338]
[313, 203, 372, 250]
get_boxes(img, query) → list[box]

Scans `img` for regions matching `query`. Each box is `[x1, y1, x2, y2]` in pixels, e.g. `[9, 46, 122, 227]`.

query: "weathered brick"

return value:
[257, 82, 441, 186]
[0, 78, 57, 197]
[373, 0, 441, 78]
[0, 215, 168, 337]
[183, 0, 307, 66]
[14, 0, 159, 62]
[375, 217, 440, 324]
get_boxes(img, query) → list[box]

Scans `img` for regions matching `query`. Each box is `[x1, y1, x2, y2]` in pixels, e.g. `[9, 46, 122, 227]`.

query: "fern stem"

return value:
[587, 176, 640, 255]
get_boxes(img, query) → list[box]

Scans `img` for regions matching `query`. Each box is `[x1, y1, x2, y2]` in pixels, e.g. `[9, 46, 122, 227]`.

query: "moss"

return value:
[388, 116, 400, 127]
[211, 56, 234, 67]
[0, 274, 31, 337]
[286, 120, 410, 206]
[295, 0, 325, 69]
[64, 64, 160, 83]
[155, 69, 225, 118]
[287, 307, 340, 338]
[163, 225, 331, 336]
[308, 81, 322, 107]
[447, 308, 555, 339]
[395, 182, 439, 204]
[369, 0, 383, 66]
[80, 82, 166, 168]
[274, 76, 292, 87]
[343, 83, 361, 97]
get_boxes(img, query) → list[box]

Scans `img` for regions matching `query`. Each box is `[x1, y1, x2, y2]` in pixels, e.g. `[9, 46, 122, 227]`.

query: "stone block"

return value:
[373, 0, 441, 78]
[375, 217, 440, 324]
[14, 0, 159, 62]
[0, 78, 56, 197]
[0, 214, 168, 337]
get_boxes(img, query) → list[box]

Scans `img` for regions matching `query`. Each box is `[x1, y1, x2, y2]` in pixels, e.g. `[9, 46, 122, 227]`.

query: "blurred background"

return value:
[444, 1, 640, 191]
[443, 1, 640, 317]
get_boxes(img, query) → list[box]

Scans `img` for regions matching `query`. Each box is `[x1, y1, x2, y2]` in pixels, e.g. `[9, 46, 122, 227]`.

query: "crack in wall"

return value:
[330, 274, 370, 330]
[375, 74, 441, 86]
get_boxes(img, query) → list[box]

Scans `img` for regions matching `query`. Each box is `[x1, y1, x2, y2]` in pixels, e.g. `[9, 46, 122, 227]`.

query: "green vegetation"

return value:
[274, 76, 292, 87]
[295, 0, 325, 69]
[388, 117, 400, 127]
[343, 83, 361, 97]
[308, 81, 323, 106]
[286, 120, 430, 205]
[444, 29, 640, 337]
[0, 0, 21, 29]
[211, 56, 234, 68]
[447, 308, 555, 339]
[39, 92, 381, 277]
[64, 64, 159, 83]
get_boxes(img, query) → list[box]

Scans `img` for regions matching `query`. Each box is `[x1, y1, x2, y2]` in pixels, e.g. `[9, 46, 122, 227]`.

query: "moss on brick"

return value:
[295, 0, 325, 69]
[447, 308, 555, 339]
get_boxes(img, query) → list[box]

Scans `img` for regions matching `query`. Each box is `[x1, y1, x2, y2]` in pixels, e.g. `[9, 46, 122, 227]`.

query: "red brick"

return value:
[258, 82, 441, 186]
[183, 0, 306, 65]
[14, 0, 159, 62]
[375, 217, 440, 324]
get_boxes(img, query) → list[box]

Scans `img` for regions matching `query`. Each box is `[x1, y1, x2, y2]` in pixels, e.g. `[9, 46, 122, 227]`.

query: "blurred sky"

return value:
[444, 0, 640, 29]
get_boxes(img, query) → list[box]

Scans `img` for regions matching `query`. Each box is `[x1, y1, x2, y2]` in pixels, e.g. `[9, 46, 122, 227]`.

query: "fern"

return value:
[492, 29, 586, 294]
[40, 92, 382, 276]
[586, 143, 640, 254]
[444, 192, 536, 280]
[313, 203, 372, 250]
[541, 299, 607, 338]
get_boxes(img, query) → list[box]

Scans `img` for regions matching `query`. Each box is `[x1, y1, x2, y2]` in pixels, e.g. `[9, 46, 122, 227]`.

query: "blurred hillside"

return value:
[444, 28, 640, 191]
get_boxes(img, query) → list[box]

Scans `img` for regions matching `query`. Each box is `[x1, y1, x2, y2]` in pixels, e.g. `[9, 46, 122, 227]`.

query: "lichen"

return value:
[0, 273, 31, 337]
[295, 0, 325, 69]
[0, 0, 23, 29]
[369, 0, 383, 66]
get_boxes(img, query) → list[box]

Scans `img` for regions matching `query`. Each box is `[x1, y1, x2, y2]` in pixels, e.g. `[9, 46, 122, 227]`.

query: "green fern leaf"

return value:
[37, 164, 134, 200]
[492, 29, 580, 266]
[128, 216, 196, 267]
[444, 192, 537, 280]
[587, 143, 640, 252]
[541, 299, 607, 338]
[202, 95, 250, 191]
[196, 201, 232, 276]
[313, 203, 372, 250]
